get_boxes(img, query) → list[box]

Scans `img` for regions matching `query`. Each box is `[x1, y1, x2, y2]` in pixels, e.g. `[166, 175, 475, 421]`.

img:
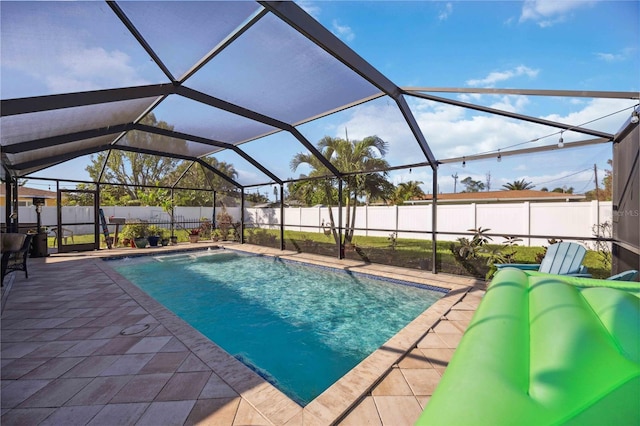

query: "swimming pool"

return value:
[111, 250, 446, 405]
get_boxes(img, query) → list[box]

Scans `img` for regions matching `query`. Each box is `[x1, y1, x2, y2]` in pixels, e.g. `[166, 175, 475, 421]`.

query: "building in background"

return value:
[0, 186, 57, 207]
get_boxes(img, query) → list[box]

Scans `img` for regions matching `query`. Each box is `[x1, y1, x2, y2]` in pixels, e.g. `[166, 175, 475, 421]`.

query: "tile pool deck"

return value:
[1, 243, 484, 425]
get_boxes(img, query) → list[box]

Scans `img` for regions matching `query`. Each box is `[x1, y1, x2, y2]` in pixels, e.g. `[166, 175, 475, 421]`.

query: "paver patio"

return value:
[1, 243, 483, 425]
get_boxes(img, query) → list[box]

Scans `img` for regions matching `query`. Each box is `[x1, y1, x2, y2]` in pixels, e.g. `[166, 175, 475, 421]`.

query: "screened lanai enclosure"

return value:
[2, 1, 639, 278]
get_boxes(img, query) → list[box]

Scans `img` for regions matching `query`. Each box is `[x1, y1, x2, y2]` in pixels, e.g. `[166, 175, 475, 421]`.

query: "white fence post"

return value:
[591, 200, 600, 238]
[365, 205, 369, 237]
[524, 202, 531, 246]
[395, 204, 399, 235]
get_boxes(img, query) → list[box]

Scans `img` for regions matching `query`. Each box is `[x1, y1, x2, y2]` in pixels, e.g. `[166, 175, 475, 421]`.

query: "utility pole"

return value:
[593, 164, 599, 201]
[452, 172, 459, 193]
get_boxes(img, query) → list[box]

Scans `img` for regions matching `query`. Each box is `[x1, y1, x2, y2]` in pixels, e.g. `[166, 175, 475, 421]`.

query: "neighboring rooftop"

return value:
[409, 189, 586, 204]
[0, 186, 57, 199]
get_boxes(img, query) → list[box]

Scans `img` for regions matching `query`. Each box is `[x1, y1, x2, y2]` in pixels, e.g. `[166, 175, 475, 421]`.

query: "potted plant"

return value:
[147, 225, 162, 247]
[121, 221, 149, 248]
[189, 228, 200, 243]
[158, 228, 170, 246]
[212, 229, 220, 242]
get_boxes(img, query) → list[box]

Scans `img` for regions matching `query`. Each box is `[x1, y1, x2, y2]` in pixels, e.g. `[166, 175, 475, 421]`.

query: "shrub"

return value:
[216, 208, 233, 240]
[147, 225, 163, 237]
[121, 220, 149, 239]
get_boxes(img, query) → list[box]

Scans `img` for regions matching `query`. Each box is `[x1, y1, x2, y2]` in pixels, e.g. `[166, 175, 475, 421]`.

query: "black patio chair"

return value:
[1, 233, 33, 286]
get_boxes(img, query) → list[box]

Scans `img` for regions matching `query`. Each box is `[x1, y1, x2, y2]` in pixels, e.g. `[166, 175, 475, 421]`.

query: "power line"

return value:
[533, 167, 592, 187]
[577, 170, 595, 193]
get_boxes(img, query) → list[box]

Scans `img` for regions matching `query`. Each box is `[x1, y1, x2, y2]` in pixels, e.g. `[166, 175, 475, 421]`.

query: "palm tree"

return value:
[502, 179, 535, 190]
[394, 180, 425, 204]
[291, 135, 392, 244]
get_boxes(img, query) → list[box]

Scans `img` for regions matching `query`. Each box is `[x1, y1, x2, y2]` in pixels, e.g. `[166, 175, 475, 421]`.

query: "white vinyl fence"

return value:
[249, 201, 611, 247]
[4, 201, 611, 247]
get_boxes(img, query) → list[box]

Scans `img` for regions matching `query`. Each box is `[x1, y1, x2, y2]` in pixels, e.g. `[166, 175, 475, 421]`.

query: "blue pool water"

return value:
[111, 250, 445, 405]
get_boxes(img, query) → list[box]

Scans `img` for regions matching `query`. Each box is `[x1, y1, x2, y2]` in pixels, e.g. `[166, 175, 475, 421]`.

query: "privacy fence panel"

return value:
[397, 205, 431, 238]
[436, 204, 476, 239]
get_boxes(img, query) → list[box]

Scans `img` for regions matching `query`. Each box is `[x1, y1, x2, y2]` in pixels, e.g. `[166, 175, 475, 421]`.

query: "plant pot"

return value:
[170, 236, 178, 245]
[122, 237, 131, 247]
[161, 238, 170, 246]
[189, 235, 199, 243]
[134, 237, 148, 248]
[147, 236, 160, 247]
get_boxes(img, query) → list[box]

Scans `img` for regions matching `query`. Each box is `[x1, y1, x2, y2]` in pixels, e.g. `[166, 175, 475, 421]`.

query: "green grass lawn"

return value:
[257, 230, 612, 280]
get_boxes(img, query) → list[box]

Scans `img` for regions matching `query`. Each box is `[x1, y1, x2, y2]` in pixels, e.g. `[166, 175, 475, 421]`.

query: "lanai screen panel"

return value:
[6, 135, 118, 175]
[151, 95, 278, 145]
[185, 12, 380, 125]
[203, 150, 274, 187]
[1, 98, 159, 147]
[0, 1, 168, 99]
[115, 130, 217, 159]
[116, 1, 263, 80]
[241, 131, 319, 182]
[295, 96, 430, 171]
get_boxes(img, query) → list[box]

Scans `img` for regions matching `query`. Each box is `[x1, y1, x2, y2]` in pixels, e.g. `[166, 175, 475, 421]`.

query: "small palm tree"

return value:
[291, 135, 392, 244]
[502, 179, 535, 190]
[393, 180, 425, 204]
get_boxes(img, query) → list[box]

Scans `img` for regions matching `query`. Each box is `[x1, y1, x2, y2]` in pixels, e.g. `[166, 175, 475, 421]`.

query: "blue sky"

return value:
[3, 0, 638, 195]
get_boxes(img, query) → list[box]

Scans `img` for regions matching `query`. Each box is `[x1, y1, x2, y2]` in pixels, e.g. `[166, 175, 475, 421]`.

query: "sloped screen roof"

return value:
[1, 1, 633, 190]
[0, 1, 437, 188]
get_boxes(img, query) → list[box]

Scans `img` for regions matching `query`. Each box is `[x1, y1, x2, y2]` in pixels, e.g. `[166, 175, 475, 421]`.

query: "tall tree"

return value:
[502, 179, 535, 190]
[287, 177, 336, 207]
[552, 186, 574, 194]
[85, 113, 182, 204]
[166, 157, 238, 206]
[460, 177, 485, 193]
[290, 135, 392, 244]
[245, 192, 270, 204]
[393, 180, 425, 204]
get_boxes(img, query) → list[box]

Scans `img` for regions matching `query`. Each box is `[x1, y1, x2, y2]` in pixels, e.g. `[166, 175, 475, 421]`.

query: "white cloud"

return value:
[330, 96, 635, 169]
[297, 0, 321, 20]
[466, 65, 539, 87]
[438, 3, 453, 20]
[2, 17, 149, 94]
[45, 47, 149, 93]
[520, 0, 597, 27]
[315, 53, 629, 194]
[488, 95, 531, 114]
[596, 52, 622, 62]
[595, 48, 636, 62]
[331, 19, 355, 42]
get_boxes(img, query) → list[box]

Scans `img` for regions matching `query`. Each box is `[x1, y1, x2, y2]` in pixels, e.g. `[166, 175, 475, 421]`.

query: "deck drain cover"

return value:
[120, 324, 150, 335]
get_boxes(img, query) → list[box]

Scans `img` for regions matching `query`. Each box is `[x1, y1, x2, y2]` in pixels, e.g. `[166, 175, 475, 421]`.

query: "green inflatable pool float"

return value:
[416, 268, 640, 426]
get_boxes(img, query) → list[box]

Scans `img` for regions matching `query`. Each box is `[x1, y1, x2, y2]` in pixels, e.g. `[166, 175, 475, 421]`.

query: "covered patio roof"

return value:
[1, 1, 638, 190]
